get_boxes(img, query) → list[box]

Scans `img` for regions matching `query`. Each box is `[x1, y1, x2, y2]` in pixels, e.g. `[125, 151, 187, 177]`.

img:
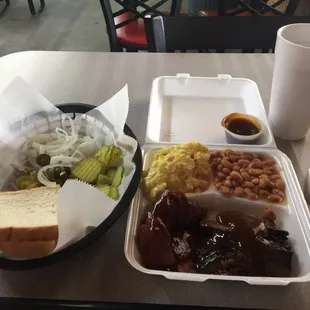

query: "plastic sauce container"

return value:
[221, 112, 264, 144]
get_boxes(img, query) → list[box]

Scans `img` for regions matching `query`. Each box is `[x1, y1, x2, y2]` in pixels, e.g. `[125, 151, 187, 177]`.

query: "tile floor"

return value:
[0, 0, 309, 57]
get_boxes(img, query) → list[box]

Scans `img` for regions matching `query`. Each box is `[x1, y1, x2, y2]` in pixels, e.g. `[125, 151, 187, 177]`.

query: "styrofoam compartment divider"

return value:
[125, 144, 310, 286]
[146, 74, 275, 147]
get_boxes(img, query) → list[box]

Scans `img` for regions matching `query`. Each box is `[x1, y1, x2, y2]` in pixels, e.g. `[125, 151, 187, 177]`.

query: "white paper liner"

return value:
[0, 77, 138, 258]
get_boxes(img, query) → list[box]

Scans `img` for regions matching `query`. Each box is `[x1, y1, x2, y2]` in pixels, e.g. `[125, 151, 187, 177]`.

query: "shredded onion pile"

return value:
[22, 114, 104, 170]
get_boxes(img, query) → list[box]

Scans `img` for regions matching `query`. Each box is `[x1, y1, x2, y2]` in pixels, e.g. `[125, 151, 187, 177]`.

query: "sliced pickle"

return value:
[16, 176, 31, 190]
[112, 166, 124, 187]
[95, 146, 110, 166]
[101, 164, 107, 175]
[30, 170, 39, 182]
[95, 145, 123, 168]
[104, 146, 113, 166]
[21, 169, 30, 176]
[97, 174, 111, 186]
[97, 184, 111, 196]
[107, 168, 117, 180]
[109, 146, 123, 167]
[25, 181, 42, 189]
[72, 158, 102, 183]
[109, 186, 119, 200]
[97, 185, 119, 200]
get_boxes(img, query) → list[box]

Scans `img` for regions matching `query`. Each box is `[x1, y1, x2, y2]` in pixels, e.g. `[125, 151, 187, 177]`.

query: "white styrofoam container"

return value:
[146, 74, 275, 147]
[125, 75, 310, 285]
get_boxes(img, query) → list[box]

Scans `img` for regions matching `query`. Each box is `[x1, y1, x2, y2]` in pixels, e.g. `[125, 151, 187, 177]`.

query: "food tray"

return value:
[146, 74, 275, 146]
[125, 144, 310, 286]
[124, 74, 310, 286]
[0, 103, 142, 270]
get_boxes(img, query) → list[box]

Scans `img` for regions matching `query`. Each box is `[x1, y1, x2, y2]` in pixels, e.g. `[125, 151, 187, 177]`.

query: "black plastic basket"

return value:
[0, 103, 142, 270]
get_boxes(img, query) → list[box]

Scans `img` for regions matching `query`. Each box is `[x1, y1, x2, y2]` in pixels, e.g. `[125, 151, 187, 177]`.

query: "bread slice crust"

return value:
[0, 240, 57, 259]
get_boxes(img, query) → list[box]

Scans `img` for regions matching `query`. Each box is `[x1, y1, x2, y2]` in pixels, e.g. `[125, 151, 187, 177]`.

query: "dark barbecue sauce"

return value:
[138, 191, 293, 277]
[226, 118, 260, 136]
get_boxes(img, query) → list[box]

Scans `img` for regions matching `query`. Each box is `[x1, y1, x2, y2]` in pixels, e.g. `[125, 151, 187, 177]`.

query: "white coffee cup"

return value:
[269, 24, 310, 140]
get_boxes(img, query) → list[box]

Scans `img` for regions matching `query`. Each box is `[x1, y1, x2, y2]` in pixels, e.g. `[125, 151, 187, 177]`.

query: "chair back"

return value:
[285, 0, 301, 15]
[145, 15, 310, 53]
[223, 0, 300, 16]
[197, 0, 300, 17]
[99, 0, 182, 51]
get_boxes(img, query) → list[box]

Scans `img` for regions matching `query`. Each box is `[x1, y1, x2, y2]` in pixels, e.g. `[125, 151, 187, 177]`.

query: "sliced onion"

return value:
[72, 150, 85, 160]
[22, 140, 32, 153]
[50, 155, 80, 165]
[27, 133, 56, 144]
[27, 149, 41, 170]
[76, 140, 98, 158]
[55, 127, 69, 139]
[62, 114, 76, 137]
[23, 114, 107, 172]
[47, 134, 78, 156]
[44, 138, 66, 146]
[39, 138, 66, 151]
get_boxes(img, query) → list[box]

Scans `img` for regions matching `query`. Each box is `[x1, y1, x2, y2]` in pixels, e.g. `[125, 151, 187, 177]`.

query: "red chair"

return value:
[99, 0, 182, 52]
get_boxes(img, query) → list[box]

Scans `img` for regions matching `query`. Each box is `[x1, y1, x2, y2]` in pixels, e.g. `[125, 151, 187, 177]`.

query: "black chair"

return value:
[222, 0, 300, 16]
[0, 0, 45, 15]
[99, 0, 182, 52]
[195, 0, 300, 17]
[145, 15, 310, 53]
[0, 0, 10, 16]
[27, 0, 45, 15]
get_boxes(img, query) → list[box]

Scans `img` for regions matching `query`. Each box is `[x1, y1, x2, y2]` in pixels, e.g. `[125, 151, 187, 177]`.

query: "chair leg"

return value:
[126, 47, 138, 52]
[28, 0, 36, 14]
[39, 0, 45, 12]
[0, 0, 10, 17]
[170, 0, 182, 16]
[243, 48, 255, 53]
[27, 0, 45, 15]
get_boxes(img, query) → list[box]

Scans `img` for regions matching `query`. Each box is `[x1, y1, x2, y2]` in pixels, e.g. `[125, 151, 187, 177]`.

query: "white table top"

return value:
[0, 51, 309, 310]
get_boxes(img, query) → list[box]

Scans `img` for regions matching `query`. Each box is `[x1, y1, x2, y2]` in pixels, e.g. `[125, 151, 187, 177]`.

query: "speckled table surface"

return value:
[0, 51, 309, 310]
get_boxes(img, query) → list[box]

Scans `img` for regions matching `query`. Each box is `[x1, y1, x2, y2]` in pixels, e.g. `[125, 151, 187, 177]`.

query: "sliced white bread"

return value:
[0, 187, 59, 242]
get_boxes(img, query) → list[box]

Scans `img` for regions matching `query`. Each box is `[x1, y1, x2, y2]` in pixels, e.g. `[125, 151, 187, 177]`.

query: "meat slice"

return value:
[152, 190, 203, 234]
[191, 210, 292, 277]
[172, 232, 191, 262]
[138, 217, 175, 270]
[189, 228, 251, 275]
[201, 210, 275, 234]
[259, 229, 293, 277]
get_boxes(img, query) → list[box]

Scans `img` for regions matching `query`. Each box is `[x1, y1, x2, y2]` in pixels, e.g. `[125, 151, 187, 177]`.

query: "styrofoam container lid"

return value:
[146, 74, 275, 147]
